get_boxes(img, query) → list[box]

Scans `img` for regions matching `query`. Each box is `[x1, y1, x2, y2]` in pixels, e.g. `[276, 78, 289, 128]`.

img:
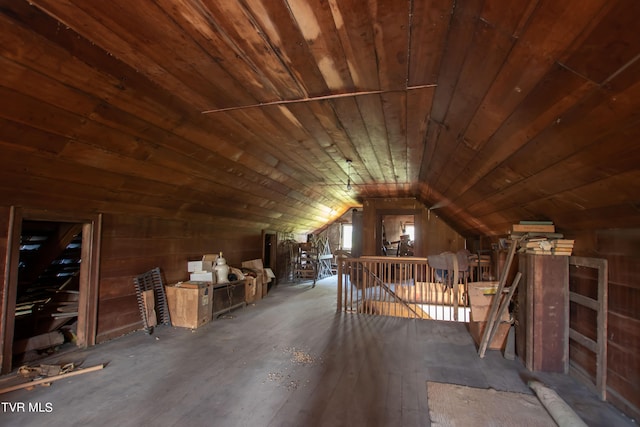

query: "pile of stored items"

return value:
[509, 221, 574, 256]
[468, 220, 576, 358]
[186, 253, 275, 302]
[134, 254, 275, 332]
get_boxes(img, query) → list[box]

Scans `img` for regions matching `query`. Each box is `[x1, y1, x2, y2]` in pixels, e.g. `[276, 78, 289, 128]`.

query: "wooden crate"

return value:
[164, 282, 213, 329]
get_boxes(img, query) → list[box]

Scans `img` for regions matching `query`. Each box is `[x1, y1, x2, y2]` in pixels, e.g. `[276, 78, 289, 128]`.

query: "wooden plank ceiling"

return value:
[1, 0, 639, 236]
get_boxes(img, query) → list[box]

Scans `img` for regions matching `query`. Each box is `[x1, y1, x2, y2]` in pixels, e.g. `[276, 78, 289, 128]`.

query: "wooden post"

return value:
[337, 259, 343, 312]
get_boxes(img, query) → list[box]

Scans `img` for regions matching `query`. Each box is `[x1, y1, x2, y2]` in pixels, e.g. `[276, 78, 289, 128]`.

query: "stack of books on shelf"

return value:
[550, 239, 575, 256]
[521, 238, 575, 256]
[510, 221, 575, 256]
[522, 238, 554, 255]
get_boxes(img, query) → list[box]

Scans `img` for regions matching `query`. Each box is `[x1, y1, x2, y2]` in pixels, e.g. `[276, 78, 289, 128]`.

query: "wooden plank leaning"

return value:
[0, 364, 105, 395]
[478, 238, 518, 358]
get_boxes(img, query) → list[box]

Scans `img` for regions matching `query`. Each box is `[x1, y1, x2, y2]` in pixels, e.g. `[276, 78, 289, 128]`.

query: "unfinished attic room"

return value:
[1, 0, 639, 425]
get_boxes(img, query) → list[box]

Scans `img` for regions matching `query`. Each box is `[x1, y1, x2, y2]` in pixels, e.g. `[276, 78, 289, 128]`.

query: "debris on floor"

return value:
[0, 363, 104, 395]
[267, 372, 284, 382]
[263, 347, 321, 390]
[18, 362, 75, 379]
[283, 346, 319, 365]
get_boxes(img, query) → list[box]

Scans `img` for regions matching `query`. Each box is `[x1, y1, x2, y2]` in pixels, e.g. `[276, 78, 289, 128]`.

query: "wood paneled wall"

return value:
[0, 207, 262, 344]
[569, 228, 640, 420]
[97, 213, 262, 342]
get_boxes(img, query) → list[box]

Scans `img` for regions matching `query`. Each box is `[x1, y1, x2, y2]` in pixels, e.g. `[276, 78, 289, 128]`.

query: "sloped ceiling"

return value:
[1, 0, 639, 237]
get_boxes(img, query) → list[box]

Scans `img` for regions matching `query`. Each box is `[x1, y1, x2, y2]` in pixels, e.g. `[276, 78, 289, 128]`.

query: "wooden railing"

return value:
[337, 256, 470, 322]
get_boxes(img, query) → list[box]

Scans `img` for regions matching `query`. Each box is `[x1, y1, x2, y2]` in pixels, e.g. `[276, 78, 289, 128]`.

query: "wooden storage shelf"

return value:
[516, 254, 569, 373]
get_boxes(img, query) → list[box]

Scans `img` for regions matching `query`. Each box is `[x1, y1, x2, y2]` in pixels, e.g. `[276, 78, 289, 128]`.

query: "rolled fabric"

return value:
[528, 380, 588, 427]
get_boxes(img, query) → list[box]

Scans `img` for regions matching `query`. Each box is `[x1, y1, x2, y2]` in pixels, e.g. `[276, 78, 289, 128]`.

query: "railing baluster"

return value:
[337, 256, 472, 323]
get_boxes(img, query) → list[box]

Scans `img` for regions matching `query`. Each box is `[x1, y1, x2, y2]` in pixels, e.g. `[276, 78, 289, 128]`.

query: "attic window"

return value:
[342, 224, 353, 250]
[405, 224, 415, 241]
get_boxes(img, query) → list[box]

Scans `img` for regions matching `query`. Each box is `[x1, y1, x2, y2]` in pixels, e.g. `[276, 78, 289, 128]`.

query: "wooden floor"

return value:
[1, 277, 634, 426]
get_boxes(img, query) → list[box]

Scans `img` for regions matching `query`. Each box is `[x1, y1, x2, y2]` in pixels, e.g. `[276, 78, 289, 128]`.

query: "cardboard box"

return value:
[165, 282, 213, 329]
[468, 282, 510, 322]
[190, 271, 214, 282]
[202, 254, 218, 272]
[245, 277, 257, 303]
[264, 268, 275, 283]
[187, 260, 204, 273]
[242, 259, 268, 296]
[468, 321, 510, 350]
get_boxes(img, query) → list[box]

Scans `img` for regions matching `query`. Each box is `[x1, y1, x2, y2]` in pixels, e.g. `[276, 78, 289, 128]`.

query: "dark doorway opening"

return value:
[1, 208, 101, 374]
[12, 221, 83, 365]
[263, 232, 277, 290]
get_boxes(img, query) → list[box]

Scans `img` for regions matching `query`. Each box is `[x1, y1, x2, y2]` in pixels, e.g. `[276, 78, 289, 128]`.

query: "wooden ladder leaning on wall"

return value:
[478, 238, 522, 358]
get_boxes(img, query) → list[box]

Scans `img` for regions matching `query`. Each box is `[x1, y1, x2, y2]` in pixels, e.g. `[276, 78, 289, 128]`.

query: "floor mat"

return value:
[427, 381, 556, 426]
